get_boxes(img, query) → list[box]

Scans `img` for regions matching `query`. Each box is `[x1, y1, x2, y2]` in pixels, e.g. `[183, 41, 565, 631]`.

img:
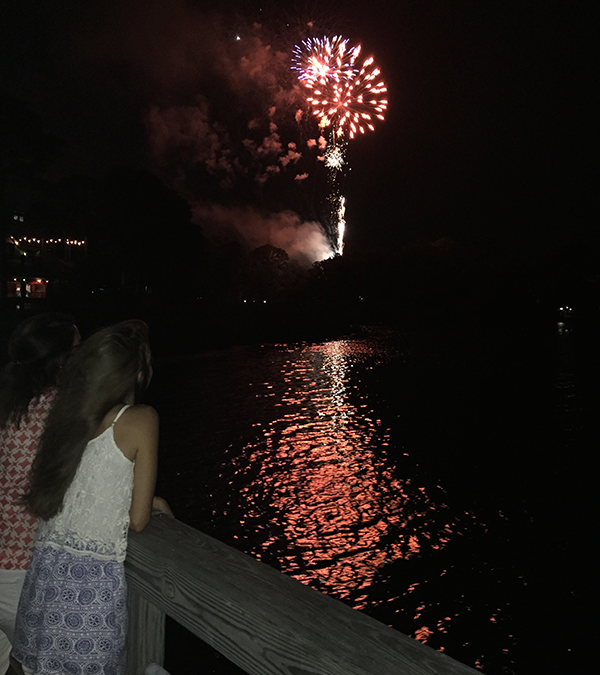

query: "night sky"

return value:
[1, 0, 595, 259]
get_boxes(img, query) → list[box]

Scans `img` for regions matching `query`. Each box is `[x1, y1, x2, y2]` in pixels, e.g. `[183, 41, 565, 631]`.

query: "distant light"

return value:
[236, 35, 241, 41]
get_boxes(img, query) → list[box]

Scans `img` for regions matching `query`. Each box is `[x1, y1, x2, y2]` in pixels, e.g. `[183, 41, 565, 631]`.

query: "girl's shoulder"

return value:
[116, 404, 158, 429]
[113, 404, 159, 462]
[92, 404, 157, 442]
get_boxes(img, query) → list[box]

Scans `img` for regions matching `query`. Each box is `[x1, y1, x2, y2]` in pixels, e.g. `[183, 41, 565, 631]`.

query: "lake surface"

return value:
[146, 320, 596, 674]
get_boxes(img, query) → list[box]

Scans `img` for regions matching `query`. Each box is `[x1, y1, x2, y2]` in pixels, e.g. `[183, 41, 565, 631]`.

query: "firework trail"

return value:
[336, 196, 346, 254]
[293, 35, 387, 253]
[323, 135, 347, 254]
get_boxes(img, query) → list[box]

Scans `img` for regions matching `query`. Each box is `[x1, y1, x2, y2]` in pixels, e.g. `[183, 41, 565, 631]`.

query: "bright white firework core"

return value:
[336, 196, 346, 255]
[325, 145, 345, 170]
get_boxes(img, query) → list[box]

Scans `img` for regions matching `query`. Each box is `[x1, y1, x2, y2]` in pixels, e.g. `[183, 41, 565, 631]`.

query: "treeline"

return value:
[2, 97, 598, 354]
[4, 164, 599, 354]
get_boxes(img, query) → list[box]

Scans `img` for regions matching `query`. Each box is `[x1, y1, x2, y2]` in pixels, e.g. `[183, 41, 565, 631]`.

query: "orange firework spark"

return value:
[293, 36, 387, 139]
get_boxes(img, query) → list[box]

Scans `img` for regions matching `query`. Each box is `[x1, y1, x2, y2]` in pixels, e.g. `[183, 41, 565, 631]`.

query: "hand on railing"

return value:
[152, 496, 174, 518]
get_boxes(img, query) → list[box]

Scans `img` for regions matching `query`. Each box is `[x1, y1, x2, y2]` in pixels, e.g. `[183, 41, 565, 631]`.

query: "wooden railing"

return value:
[124, 514, 482, 675]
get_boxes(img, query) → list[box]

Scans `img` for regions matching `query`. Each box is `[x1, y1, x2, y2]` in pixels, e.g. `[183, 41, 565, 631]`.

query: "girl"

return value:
[11, 320, 169, 675]
[0, 313, 79, 675]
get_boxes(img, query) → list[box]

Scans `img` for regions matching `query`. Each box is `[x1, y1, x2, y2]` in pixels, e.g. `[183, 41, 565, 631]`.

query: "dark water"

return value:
[146, 320, 596, 674]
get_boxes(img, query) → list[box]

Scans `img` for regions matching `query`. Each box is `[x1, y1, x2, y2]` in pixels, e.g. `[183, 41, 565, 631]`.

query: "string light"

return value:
[8, 236, 86, 246]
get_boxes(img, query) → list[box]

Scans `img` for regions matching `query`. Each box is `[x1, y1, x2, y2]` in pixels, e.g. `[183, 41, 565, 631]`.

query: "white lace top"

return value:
[35, 405, 135, 562]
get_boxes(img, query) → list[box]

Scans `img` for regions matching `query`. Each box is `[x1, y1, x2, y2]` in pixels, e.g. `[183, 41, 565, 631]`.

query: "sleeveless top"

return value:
[35, 405, 135, 563]
[0, 388, 57, 569]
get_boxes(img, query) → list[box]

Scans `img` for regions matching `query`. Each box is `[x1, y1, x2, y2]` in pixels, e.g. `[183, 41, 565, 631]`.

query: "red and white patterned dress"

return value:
[0, 388, 57, 570]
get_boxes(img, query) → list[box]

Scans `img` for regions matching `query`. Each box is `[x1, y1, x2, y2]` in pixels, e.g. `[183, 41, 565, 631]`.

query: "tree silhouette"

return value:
[240, 244, 291, 302]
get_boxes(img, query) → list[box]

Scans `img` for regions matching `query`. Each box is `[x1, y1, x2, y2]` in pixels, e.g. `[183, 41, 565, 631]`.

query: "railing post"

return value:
[125, 585, 165, 675]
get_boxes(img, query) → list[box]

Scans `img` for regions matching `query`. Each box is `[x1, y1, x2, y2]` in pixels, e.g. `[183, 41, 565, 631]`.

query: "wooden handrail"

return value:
[124, 514, 482, 675]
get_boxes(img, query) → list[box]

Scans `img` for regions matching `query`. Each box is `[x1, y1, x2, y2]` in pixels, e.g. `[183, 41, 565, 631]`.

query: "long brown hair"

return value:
[24, 320, 152, 520]
[0, 313, 77, 427]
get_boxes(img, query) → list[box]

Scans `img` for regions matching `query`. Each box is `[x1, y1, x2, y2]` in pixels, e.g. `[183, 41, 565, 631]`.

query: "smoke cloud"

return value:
[193, 203, 332, 266]
[70, 0, 330, 261]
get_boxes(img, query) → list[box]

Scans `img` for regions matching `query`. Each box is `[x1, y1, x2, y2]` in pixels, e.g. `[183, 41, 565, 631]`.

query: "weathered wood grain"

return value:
[125, 584, 165, 675]
[125, 514, 483, 675]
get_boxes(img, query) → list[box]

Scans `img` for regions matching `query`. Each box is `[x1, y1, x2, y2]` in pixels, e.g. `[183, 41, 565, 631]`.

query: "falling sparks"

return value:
[324, 144, 345, 170]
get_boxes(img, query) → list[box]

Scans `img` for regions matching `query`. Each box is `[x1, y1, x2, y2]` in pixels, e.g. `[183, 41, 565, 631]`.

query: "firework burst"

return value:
[308, 58, 387, 139]
[294, 36, 387, 139]
[292, 36, 360, 87]
[293, 34, 387, 255]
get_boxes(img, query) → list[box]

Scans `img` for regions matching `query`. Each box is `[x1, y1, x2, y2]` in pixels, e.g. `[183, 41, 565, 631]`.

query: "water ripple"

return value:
[219, 338, 460, 607]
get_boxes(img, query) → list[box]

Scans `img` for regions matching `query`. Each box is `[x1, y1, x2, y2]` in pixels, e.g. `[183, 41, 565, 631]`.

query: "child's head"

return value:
[65, 320, 152, 412]
[25, 320, 153, 520]
[7, 312, 79, 367]
[1, 312, 78, 427]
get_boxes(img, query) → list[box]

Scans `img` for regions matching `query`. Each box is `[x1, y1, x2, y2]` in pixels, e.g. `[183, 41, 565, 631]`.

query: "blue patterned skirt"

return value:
[12, 546, 127, 675]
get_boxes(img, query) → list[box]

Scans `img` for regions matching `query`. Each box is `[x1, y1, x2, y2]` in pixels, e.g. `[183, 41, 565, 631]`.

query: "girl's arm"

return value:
[152, 495, 174, 517]
[124, 405, 159, 532]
